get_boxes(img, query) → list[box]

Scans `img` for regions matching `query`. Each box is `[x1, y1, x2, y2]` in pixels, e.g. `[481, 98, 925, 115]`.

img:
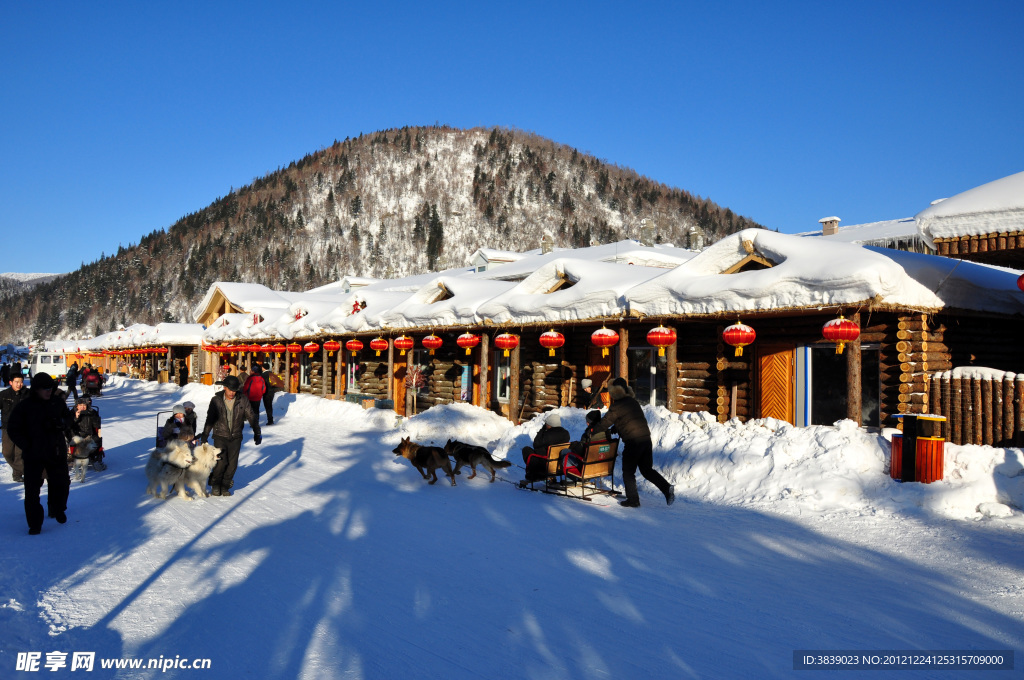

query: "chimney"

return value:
[541, 233, 554, 254]
[639, 219, 655, 246]
[819, 216, 841, 236]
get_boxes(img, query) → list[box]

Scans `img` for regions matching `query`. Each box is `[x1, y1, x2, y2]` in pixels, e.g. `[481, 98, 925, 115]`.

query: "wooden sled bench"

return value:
[553, 438, 620, 501]
[520, 442, 571, 492]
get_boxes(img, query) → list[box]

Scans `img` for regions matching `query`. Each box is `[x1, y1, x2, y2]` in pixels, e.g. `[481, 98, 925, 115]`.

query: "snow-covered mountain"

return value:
[0, 272, 61, 306]
[0, 125, 763, 343]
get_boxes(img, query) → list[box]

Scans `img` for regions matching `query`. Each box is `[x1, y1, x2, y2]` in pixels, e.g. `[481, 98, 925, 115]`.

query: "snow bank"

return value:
[108, 376, 1024, 521]
[471, 402, 1024, 521]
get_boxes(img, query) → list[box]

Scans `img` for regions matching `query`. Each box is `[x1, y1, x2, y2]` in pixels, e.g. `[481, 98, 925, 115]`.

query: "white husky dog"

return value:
[70, 435, 99, 483]
[179, 442, 221, 499]
[145, 440, 195, 500]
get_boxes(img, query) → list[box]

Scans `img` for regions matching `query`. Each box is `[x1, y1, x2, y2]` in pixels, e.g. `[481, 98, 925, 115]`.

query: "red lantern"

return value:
[370, 338, 389, 356]
[457, 333, 480, 355]
[822, 316, 860, 354]
[722, 322, 756, 357]
[346, 339, 364, 356]
[494, 333, 519, 357]
[1016, 273, 1024, 292]
[323, 340, 341, 356]
[245, 344, 261, 353]
[270, 344, 287, 353]
[394, 336, 414, 356]
[591, 327, 619, 358]
[539, 330, 565, 357]
[422, 334, 443, 355]
[303, 342, 320, 354]
[647, 326, 677, 357]
[286, 343, 302, 354]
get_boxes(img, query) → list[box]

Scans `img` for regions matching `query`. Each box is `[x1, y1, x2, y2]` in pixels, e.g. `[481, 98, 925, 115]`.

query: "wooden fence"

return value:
[929, 368, 1023, 447]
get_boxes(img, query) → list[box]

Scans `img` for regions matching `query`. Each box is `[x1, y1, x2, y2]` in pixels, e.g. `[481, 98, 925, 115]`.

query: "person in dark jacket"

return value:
[200, 375, 261, 497]
[575, 378, 604, 409]
[7, 373, 73, 534]
[1, 374, 30, 482]
[592, 378, 674, 508]
[182, 401, 198, 437]
[64, 362, 80, 402]
[162, 404, 194, 444]
[519, 412, 571, 483]
[1, 362, 9, 386]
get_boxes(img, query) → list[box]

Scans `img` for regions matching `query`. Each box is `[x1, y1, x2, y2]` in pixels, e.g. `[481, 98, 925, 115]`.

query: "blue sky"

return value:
[2, 1, 1021, 274]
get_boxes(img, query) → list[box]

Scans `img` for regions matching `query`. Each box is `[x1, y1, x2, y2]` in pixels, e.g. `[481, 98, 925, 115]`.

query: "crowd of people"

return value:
[2, 358, 673, 535]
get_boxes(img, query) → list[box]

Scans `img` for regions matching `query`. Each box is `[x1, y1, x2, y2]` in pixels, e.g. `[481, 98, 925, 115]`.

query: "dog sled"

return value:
[519, 438, 621, 501]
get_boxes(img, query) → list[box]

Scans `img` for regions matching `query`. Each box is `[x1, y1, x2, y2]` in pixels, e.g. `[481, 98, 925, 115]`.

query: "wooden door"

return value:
[758, 344, 795, 423]
[587, 347, 614, 407]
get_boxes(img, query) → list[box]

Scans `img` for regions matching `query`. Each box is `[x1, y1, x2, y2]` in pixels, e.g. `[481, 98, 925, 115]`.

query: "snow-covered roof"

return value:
[916, 170, 1024, 241]
[186, 229, 1024, 345]
[797, 217, 922, 246]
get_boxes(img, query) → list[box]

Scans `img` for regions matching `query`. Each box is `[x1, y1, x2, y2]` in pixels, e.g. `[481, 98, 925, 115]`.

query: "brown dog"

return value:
[444, 439, 511, 482]
[393, 437, 457, 486]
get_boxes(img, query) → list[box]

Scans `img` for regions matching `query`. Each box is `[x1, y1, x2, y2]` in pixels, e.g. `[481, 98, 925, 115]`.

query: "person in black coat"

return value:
[200, 375, 261, 497]
[64, 362, 80, 402]
[1, 374, 30, 482]
[7, 373, 73, 534]
[1, 362, 9, 386]
[519, 412, 571, 482]
[592, 378, 674, 508]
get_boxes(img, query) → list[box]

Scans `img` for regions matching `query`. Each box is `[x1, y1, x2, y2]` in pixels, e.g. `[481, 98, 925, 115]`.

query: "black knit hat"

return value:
[32, 373, 56, 390]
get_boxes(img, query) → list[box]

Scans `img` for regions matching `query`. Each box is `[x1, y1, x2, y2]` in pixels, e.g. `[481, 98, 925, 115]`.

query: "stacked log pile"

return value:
[674, 324, 722, 418]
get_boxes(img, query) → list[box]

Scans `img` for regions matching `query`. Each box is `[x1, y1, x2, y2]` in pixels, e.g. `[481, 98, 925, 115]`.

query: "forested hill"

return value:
[2, 125, 764, 343]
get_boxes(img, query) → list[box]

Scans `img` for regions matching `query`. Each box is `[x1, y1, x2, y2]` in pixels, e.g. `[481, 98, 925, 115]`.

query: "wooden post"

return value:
[1016, 379, 1024, 447]
[846, 312, 862, 425]
[666, 329, 678, 413]
[273, 351, 279, 374]
[992, 377, 1003, 446]
[336, 346, 343, 397]
[285, 350, 292, 393]
[1003, 375, 1015, 446]
[982, 377, 994, 446]
[618, 326, 629, 383]
[972, 376, 983, 446]
[509, 339, 520, 425]
[321, 345, 328, 397]
[387, 341, 394, 401]
[951, 376, 962, 445]
[479, 333, 490, 409]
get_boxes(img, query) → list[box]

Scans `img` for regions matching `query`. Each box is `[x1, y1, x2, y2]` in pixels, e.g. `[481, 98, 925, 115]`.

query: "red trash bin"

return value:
[890, 415, 945, 483]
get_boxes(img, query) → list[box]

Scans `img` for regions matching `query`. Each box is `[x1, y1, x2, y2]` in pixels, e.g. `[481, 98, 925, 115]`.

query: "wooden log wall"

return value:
[417, 345, 463, 413]
[355, 360, 389, 399]
[674, 324, 731, 419]
[879, 313, 941, 424]
[932, 232, 1024, 267]
[930, 370, 1022, 447]
[938, 315, 1024, 375]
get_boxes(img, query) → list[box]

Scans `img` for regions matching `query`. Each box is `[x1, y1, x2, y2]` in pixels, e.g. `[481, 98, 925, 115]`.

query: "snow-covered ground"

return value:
[2, 377, 1022, 678]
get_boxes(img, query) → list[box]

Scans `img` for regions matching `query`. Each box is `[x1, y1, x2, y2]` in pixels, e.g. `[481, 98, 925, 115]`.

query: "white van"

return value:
[28, 352, 68, 383]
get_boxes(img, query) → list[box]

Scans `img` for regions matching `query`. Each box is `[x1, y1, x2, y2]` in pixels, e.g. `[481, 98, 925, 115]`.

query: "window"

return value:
[798, 345, 880, 427]
[493, 351, 511, 403]
[626, 347, 668, 407]
[299, 352, 312, 387]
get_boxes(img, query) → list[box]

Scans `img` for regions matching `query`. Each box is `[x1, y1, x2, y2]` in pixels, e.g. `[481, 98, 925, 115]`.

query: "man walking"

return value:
[593, 377, 674, 508]
[7, 373, 73, 534]
[1, 374, 30, 482]
[200, 375, 261, 497]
